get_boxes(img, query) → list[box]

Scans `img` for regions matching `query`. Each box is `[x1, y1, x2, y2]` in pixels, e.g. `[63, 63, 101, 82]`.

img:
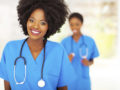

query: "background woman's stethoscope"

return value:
[14, 38, 46, 87]
[71, 35, 88, 59]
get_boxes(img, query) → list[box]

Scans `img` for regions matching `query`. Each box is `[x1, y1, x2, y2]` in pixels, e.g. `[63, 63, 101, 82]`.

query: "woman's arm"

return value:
[4, 80, 11, 90]
[57, 86, 67, 90]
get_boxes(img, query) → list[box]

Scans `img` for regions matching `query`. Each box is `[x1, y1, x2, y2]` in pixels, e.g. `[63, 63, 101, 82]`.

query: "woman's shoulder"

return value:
[62, 36, 71, 41]
[83, 35, 95, 42]
[61, 36, 72, 43]
[6, 39, 25, 47]
[47, 40, 63, 48]
[2, 39, 25, 53]
[83, 35, 96, 46]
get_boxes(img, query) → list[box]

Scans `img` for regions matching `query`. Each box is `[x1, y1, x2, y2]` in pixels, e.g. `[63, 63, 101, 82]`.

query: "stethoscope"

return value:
[14, 38, 46, 87]
[71, 35, 88, 59]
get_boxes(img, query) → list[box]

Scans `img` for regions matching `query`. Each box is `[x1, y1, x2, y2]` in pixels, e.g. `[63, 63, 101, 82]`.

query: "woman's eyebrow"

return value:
[40, 20, 46, 21]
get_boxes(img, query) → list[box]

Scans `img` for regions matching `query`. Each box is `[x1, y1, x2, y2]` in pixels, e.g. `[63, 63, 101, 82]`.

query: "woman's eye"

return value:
[70, 24, 73, 27]
[29, 18, 34, 23]
[76, 24, 79, 26]
[40, 21, 47, 25]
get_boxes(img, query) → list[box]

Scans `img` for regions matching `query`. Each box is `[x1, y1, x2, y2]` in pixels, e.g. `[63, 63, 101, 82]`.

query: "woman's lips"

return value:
[30, 29, 41, 35]
[73, 29, 77, 33]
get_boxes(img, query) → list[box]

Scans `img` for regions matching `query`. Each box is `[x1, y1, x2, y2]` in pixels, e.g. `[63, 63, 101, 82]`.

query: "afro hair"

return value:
[17, 0, 69, 39]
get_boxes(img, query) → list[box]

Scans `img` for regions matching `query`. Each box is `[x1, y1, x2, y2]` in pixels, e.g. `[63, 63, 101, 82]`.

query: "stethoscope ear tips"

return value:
[38, 79, 45, 87]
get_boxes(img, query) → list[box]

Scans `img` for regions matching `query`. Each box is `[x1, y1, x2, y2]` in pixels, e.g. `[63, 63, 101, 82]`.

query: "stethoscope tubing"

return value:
[71, 35, 88, 59]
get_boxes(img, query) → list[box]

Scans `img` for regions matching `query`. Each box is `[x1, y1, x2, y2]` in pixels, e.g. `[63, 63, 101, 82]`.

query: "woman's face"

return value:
[69, 17, 83, 35]
[27, 9, 48, 40]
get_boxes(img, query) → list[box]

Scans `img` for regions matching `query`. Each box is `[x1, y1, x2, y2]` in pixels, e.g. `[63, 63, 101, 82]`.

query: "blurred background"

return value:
[0, 0, 120, 90]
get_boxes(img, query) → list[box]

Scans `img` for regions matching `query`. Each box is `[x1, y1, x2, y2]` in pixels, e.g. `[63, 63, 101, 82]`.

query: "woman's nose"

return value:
[33, 22, 39, 29]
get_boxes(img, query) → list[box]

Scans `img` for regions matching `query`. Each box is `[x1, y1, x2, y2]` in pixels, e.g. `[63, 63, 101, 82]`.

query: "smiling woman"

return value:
[61, 13, 99, 90]
[27, 9, 48, 41]
[0, 0, 76, 90]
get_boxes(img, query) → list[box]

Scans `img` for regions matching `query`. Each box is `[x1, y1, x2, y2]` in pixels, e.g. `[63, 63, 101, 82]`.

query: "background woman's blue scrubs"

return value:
[0, 39, 76, 90]
[61, 35, 99, 90]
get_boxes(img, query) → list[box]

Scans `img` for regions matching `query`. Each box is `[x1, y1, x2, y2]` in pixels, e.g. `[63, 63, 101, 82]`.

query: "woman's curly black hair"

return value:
[17, 0, 68, 39]
[69, 12, 84, 24]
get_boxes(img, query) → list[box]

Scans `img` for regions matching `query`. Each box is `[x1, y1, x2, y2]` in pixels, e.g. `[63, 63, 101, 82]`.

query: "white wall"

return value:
[0, 0, 120, 90]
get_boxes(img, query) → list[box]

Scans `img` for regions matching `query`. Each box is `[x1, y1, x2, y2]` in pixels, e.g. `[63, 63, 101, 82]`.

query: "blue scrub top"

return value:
[0, 39, 76, 90]
[61, 35, 99, 90]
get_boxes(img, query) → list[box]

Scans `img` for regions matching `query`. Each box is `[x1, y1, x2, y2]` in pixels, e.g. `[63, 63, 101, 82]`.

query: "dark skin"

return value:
[68, 17, 94, 66]
[4, 9, 67, 90]
[4, 81, 11, 90]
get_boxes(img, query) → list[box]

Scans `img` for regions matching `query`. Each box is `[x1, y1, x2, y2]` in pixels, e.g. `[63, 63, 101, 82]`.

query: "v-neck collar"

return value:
[71, 35, 83, 44]
[25, 41, 44, 63]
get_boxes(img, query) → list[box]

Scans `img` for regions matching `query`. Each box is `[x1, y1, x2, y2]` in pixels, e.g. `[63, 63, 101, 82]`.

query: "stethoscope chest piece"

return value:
[38, 79, 45, 87]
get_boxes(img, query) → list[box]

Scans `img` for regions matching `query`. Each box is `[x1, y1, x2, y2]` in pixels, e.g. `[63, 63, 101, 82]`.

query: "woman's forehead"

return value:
[30, 9, 46, 20]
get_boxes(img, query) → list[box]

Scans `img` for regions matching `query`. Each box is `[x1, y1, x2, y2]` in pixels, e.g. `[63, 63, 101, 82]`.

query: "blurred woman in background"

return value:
[61, 12, 99, 90]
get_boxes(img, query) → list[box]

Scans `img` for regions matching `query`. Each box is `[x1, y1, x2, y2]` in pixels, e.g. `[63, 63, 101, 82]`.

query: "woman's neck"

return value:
[72, 32, 82, 42]
[27, 37, 44, 51]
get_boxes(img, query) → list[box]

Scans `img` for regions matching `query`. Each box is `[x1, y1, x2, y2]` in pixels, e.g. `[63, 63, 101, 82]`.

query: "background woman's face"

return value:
[27, 9, 48, 40]
[69, 17, 83, 34]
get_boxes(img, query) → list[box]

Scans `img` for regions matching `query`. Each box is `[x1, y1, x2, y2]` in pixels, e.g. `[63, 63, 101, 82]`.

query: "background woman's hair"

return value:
[69, 12, 84, 24]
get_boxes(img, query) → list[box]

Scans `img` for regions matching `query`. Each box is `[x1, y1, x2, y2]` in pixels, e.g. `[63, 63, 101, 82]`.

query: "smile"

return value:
[31, 29, 41, 35]
[73, 29, 77, 33]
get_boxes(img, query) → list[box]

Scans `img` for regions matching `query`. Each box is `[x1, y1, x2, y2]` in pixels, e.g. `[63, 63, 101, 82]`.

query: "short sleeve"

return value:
[0, 44, 9, 82]
[57, 48, 76, 87]
[90, 40, 99, 59]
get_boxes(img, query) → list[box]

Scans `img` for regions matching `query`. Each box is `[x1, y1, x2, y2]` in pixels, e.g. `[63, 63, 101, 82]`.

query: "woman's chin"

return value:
[29, 35, 43, 41]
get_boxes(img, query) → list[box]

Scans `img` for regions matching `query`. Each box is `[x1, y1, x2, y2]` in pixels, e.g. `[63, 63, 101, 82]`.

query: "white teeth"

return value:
[31, 30, 40, 34]
[73, 30, 77, 33]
